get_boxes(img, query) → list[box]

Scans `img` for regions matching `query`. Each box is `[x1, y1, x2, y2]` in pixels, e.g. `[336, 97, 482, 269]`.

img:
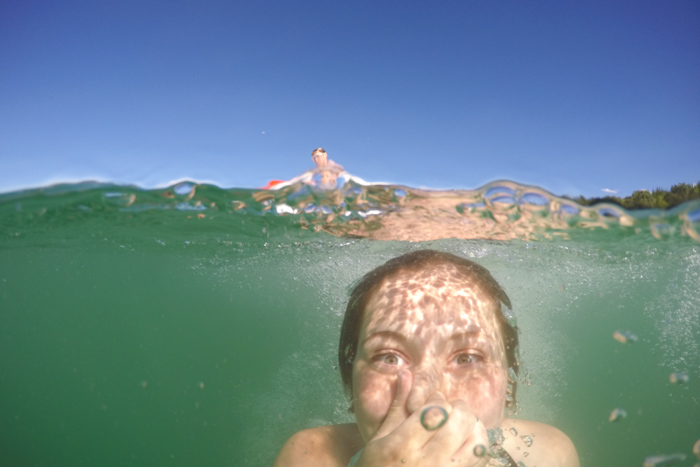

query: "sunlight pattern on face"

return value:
[352, 263, 510, 441]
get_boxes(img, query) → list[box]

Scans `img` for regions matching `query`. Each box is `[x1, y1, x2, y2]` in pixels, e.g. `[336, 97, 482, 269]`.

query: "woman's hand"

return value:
[355, 371, 491, 467]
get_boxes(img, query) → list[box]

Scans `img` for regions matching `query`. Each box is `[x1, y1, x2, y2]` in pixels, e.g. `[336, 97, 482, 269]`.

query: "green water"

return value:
[1, 181, 699, 466]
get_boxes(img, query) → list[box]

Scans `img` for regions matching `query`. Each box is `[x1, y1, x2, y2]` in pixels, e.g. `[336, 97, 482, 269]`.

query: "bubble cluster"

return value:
[613, 330, 638, 344]
[642, 453, 686, 467]
[487, 428, 506, 447]
[609, 408, 627, 422]
[669, 371, 689, 384]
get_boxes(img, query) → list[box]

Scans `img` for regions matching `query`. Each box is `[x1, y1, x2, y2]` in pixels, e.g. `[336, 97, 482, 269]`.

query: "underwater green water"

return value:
[1, 181, 699, 466]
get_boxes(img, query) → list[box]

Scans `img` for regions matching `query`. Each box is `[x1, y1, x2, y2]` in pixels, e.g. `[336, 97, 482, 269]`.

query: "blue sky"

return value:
[1, 0, 698, 197]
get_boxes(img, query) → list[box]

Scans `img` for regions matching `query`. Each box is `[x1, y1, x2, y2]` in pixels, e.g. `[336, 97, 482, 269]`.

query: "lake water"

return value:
[1, 174, 699, 466]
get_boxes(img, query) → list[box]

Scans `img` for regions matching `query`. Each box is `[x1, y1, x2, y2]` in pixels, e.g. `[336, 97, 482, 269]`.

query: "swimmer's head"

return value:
[338, 250, 519, 413]
[311, 148, 328, 168]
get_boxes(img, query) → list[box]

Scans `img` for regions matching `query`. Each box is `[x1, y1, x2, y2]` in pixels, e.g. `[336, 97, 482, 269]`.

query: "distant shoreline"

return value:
[565, 182, 699, 210]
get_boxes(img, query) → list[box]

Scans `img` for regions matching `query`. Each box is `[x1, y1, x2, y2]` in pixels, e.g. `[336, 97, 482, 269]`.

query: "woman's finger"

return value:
[377, 392, 454, 454]
[420, 398, 476, 461]
[372, 370, 413, 441]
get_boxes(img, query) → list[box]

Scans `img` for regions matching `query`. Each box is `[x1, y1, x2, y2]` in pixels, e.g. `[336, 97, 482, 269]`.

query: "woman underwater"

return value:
[275, 250, 579, 467]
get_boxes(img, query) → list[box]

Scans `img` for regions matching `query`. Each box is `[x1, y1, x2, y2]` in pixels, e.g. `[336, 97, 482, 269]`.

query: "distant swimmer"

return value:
[311, 147, 344, 189]
[311, 148, 344, 172]
[262, 148, 344, 190]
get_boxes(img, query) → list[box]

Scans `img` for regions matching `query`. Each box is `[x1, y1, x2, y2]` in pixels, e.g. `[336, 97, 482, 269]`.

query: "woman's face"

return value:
[351, 264, 509, 443]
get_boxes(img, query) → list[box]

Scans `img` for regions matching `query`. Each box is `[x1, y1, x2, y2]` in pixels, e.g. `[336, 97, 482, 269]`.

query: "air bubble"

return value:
[609, 408, 627, 422]
[487, 427, 505, 446]
[642, 453, 686, 467]
[613, 330, 638, 344]
[520, 435, 533, 447]
[485, 186, 517, 199]
[509, 427, 518, 436]
[420, 406, 448, 431]
[490, 195, 517, 205]
[560, 203, 579, 215]
[393, 188, 407, 203]
[174, 182, 195, 196]
[521, 192, 548, 206]
[669, 372, 689, 384]
[598, 206, 622, 218]
[473, 445, 486, 457]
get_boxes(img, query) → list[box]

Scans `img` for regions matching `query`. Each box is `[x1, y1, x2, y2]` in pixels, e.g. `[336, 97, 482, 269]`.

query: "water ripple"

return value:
[1, 173, 699, 243]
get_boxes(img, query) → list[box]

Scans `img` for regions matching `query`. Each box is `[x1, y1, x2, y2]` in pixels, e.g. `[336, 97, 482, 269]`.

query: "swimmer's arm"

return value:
[274, 424, 362, 467]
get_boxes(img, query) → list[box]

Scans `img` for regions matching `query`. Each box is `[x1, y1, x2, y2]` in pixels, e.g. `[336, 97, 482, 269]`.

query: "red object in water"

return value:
[262, 180, 285, 189]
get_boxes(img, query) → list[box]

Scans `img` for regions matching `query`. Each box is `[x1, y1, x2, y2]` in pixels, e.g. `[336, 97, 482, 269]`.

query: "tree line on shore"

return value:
[565, 182, 700, 210]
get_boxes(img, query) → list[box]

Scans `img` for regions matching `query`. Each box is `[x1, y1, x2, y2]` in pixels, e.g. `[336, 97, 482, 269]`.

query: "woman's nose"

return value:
[406, 367, 443, 413]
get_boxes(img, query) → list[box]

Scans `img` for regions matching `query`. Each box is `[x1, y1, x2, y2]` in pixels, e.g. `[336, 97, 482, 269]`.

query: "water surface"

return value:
[1, 176, 699, 466]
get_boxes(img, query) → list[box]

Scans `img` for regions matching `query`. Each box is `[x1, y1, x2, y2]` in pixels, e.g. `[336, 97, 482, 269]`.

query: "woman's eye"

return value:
[456, 353, 481, 365]
[376, 353, 404, 365]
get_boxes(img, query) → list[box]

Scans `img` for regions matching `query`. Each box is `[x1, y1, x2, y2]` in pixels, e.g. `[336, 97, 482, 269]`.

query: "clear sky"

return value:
[1, 0, 698, 197]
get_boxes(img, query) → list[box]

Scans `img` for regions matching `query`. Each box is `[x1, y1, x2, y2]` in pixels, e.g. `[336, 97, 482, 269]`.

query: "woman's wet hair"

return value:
[338, 249, 519, 411]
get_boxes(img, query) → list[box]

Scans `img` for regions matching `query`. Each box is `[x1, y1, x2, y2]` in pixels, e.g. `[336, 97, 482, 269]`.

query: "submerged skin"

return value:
[275, 262, 579, 467]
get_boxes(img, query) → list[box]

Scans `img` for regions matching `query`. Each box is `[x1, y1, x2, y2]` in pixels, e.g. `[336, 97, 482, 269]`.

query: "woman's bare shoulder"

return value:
[274, 423, 363, 467]
[502, 418, 580, 467]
